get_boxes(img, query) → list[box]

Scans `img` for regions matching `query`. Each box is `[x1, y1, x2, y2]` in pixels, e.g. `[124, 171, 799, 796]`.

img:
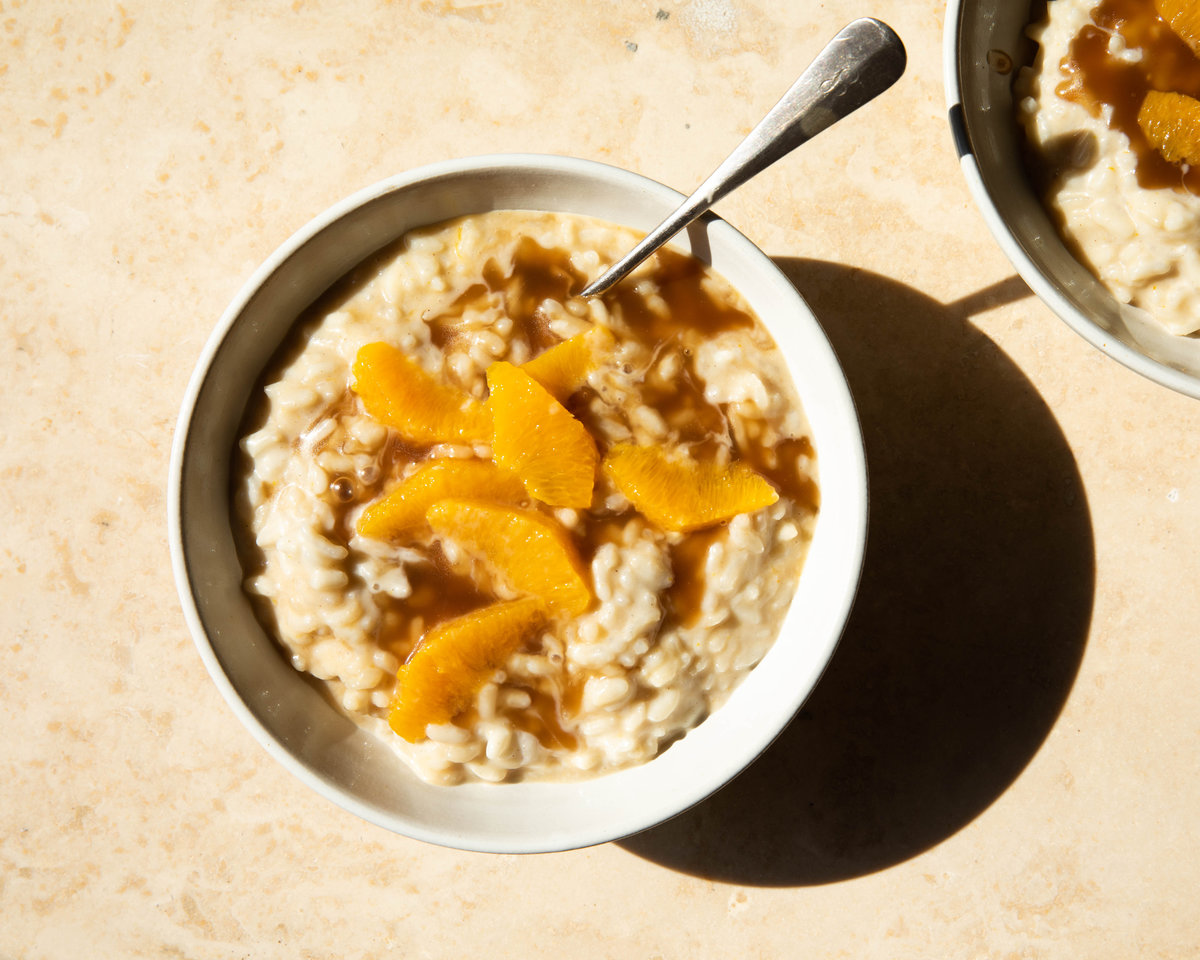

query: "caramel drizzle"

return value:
[1056, 0, 1200, 191]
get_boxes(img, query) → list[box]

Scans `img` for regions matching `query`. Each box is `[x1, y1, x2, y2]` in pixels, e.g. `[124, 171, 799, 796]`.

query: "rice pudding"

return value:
[235, 210, 817, 786]
[1017, 0, 1200, 335]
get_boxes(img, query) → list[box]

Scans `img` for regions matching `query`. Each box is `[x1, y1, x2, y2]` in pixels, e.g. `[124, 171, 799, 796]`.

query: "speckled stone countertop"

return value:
[4, 1, 1199, 957]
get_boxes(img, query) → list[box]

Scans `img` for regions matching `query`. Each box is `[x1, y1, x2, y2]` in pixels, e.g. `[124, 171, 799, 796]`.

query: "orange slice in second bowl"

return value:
[352, 341, 491, 445]
[388, 596, 548, 742]
[1157, 0, 1200, 55]
[427, 498, 592, 616]
[602, 443, 779, 533]
[486, 360, 597, 509]
[1138, 90, 1200, 166]
[357, 458, 527, 542]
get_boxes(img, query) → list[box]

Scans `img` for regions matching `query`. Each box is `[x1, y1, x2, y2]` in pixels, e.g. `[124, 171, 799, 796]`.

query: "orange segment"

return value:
[426, 499, 591, 616]
[520, 325, 616, 403]
[357, 459, 526, 542]
[352, 341, 491, 445]
[1156, 0, 1200, 54]
[1138, 90, 1200, 166]
[388, 596, 548, 742]
[602, 443, 779, 533]
[486, 360, 598, 509]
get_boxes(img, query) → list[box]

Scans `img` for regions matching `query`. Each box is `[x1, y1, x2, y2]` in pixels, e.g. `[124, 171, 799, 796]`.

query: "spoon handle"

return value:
[580, 17, 906, 298]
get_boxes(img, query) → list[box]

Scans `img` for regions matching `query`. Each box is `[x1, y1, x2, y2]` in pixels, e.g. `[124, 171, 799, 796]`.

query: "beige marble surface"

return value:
[3, 0, 1200, 956]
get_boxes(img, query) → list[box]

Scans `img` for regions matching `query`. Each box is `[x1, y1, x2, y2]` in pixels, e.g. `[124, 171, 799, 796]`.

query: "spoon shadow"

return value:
[618, 260, 1095, 885]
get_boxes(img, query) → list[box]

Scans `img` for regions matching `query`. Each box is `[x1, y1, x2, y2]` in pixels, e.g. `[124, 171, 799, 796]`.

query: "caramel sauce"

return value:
[560, 673, 588, 716]
[638, 345, 731, 446]
[425, 237, 587, 354]
[611, 247, 756, 341]
[666, 525, 727, 629]
[506, 687, 579, 751]
[425, 282, 490, 350]
[376, 545, 493, 662]
[1056, 0, 1200, 191]
[738, 433, 821, 514]
[577, 516, 635, 564]
[482, 236, 587, 353]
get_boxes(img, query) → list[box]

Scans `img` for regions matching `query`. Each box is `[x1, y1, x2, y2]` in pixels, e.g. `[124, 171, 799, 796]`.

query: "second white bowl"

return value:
[945, 0, 1200, 399]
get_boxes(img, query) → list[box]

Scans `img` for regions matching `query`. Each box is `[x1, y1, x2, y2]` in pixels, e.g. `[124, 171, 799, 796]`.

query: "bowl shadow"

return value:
[618, 260, 1095, 885]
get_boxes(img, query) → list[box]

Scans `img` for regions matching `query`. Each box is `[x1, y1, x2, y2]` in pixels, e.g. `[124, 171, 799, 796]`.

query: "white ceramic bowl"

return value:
[945, 0, 1200, 399]
[167, 154, 868, 853]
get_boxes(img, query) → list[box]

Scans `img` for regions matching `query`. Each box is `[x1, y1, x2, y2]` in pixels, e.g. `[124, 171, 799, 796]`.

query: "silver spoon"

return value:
[579, 17, 906, 299]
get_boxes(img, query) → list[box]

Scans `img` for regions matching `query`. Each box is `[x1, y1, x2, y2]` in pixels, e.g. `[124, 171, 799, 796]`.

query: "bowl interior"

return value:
[168, 155, 867, 853]
[946, 0, 1200, 398]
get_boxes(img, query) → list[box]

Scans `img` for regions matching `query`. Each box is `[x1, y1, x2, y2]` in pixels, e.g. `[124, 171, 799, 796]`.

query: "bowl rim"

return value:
[167, 152, 868, 852]
[942, 0, 1200, 401]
